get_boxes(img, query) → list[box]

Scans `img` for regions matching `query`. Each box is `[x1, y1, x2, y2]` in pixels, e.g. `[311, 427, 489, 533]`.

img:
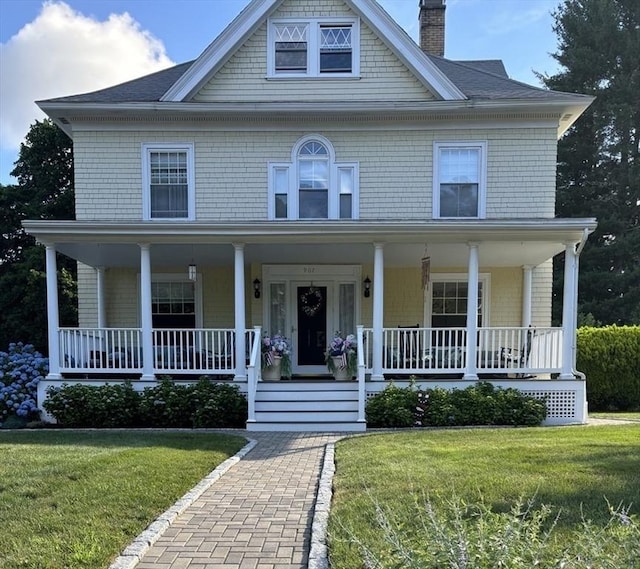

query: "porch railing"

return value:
[364, 326, 563, 376]
[58, 327, 256, 375]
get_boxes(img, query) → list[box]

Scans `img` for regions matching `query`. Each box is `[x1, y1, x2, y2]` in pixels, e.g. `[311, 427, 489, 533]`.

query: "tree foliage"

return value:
[542, 0, 640, 324]
[0, 119, 77, 352]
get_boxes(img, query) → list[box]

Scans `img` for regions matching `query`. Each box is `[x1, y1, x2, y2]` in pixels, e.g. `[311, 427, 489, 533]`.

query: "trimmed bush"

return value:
[0, 342, 48, 428]
[366, 382, 547, 428]
[43, 381, 140, 427]
[578, 326, 640, 411]
[43, 377, 248, 428]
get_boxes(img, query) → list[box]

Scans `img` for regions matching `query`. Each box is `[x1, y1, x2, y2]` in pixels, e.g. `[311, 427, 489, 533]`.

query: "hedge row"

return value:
[43, 378, 247, 428]
[366, 382, 548, 428]
[578, 326, 640, 411]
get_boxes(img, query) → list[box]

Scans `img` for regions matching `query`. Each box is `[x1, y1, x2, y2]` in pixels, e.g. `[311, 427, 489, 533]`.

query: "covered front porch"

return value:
[25, 219, 595, 428]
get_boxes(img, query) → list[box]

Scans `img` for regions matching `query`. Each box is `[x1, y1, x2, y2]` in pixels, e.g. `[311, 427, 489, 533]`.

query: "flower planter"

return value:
[262, 355, 282, 381]
[331, 356, 352, 381]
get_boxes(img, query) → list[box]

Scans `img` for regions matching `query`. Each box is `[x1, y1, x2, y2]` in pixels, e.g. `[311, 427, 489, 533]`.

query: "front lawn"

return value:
[0, 430, 246, 569]
[590, 411, 640, 421]
[329, 426, 640, 568]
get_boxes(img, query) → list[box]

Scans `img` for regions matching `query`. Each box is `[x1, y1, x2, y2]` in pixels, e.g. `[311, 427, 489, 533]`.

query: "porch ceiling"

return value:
[23, 218, 596, 269]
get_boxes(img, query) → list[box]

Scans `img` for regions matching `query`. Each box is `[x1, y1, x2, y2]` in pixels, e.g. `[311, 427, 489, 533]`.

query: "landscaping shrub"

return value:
[192, 380, 248, 428]
[0, 342, 48, 428]
[366, 382, 547, 428]
[43, 377, 248, 428]
[577, 326, 640, 411]
[44, 382, 140, 427]
[366, 384, 418, 428]
[138, 377, 194, 427]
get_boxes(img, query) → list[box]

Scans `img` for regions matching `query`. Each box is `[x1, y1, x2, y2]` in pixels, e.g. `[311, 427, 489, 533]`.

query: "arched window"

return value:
[268, 136, 358, 220]
[298, 141, 329, 218]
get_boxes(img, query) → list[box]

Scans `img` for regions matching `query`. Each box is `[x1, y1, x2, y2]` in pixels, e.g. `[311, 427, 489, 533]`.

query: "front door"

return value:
[296, 285, 327, 372]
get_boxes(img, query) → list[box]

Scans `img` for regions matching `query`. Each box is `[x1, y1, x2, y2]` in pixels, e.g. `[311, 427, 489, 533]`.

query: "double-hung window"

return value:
[433, 142, 487, 219]
[269, 135, 358, 220]
[142, 143, 195, 220]
[268, 18, 359, 78]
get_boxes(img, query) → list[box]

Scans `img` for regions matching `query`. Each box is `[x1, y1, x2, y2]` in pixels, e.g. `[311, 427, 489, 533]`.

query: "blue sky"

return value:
[0, 0, 563, 185]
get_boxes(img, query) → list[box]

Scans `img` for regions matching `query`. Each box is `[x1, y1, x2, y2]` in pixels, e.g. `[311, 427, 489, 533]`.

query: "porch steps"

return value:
[247, 380, 366, 432]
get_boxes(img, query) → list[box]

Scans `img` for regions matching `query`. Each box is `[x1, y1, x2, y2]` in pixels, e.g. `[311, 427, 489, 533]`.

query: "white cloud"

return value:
[0, 0, 174, 152]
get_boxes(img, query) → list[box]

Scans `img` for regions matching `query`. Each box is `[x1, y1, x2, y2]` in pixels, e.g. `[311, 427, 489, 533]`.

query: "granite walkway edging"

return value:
[108, 437, 257, 569]
[308, 441, 336, 569]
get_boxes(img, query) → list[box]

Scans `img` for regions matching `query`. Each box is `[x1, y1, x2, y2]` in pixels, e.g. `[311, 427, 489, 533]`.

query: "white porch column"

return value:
[45, 245, 61, 379]
[96, 267, 106, 329]
[560, 242, 578, 379]
[371, 243, 385, 381]
[522, 265, 533, 328]
[139, 244, 154, 380]
[233, 243, 247, 381]
[463, 242, 479, 380]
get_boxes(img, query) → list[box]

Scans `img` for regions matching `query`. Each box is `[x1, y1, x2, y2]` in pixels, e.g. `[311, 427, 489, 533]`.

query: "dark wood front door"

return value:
[297, 286, 327, 366]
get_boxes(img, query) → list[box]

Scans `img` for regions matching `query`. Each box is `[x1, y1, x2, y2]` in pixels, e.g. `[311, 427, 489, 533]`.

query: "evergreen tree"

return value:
[0, 119, 77, 352]
[541, 0, 640, 324]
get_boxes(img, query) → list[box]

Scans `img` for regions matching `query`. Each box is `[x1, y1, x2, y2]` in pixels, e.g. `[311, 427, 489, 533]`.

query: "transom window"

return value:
[142, 143, 195, 220]
[269, 136, 358, 220]
[433, 142, 487, 219]
[268, 18, 359, 77]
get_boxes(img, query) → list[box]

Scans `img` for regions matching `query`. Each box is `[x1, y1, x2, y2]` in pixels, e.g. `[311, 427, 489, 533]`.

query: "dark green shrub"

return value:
[192, 380, 247, 428]
[367, 382, 548, 428]
[43, 382, 139, 427]
[366, 384, 418, 428]
[138, 378, 193, 427]
[577, 326, 640, 411]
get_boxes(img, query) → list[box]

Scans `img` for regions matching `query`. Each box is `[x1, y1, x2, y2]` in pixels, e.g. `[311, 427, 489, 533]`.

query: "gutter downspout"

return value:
[572, 228, 590, 376]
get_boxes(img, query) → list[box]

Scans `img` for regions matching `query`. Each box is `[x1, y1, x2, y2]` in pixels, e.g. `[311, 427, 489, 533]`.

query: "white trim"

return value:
[261, 264, 362, 375]
[267, 17, 360, 79]
[424, 272, 492, 327]
[268, 135, 359, 220]
[433, 141, 487, 220]
[141, 143, 195, 221]
[144, 273, 204, 329]
[159, 0, 464, 102]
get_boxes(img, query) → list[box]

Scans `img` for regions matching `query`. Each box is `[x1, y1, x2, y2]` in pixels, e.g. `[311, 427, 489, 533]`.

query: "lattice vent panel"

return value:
[521, 390, 576, 418]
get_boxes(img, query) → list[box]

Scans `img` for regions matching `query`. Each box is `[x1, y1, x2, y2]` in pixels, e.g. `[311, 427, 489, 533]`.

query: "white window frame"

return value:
[137, 273, 204, 328]
[424, 273, 491, 327]
[433, 141, 487, 219]
[268, 135, 359, 220]
[267, 17, 360, 78]
[142, 143, 195, 221]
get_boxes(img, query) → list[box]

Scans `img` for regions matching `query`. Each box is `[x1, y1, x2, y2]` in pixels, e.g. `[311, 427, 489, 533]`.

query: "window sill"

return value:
[265, 74, 361, 81]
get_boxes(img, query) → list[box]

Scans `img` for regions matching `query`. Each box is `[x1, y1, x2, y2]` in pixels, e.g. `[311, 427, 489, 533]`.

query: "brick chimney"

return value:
[419, 0, 446, 57]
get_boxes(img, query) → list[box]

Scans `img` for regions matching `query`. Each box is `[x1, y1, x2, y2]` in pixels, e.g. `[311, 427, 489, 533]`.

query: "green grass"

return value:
[590, 411, 640, 421]
[0, 430, 246, 569]
[329, 425, 640, 568]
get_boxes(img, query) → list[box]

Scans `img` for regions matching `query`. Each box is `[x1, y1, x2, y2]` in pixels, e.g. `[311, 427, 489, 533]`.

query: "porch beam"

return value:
[463, 242, 479, 380]
[560, 242, 577, 379]
[522, 265, 533, 328]
[139, 244, 154, 380]
[45, 245, 61, 379]
[371, 243, 385, 381]
[96, 267, 106, 328]
[233, 243, 247, 381]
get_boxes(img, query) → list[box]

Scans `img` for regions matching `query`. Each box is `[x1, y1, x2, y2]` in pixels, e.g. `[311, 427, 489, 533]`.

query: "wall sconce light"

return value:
[363, 276, 371, 298]
[253, 278, 261, 299]
[188, 263, 197, 281]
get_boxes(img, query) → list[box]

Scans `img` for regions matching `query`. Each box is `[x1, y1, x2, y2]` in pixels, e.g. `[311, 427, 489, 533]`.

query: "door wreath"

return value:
[301, 287, 323, 317]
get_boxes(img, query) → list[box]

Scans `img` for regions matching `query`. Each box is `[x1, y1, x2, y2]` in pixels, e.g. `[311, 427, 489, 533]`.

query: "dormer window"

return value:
[268, 18, 359, 78]
[268, 135, 359, 220]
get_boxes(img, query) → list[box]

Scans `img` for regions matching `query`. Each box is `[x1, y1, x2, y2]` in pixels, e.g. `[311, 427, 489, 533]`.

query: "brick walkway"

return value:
[135, 432, 343, 569]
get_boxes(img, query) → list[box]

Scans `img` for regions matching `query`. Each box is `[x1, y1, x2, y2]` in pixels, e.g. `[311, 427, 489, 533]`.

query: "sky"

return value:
[0, 0, 564, 185]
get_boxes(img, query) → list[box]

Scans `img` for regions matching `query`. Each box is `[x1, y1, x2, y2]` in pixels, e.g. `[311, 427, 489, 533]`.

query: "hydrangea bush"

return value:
[0, 342, 48, 427]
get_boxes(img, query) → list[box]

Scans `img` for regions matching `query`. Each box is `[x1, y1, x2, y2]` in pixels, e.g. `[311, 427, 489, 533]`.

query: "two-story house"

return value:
[25, 0, 596, 431]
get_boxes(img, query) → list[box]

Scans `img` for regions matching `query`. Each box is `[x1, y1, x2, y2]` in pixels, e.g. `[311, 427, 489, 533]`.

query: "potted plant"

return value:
[325, 332, 357, 380]
[261, 333, 292, 380]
